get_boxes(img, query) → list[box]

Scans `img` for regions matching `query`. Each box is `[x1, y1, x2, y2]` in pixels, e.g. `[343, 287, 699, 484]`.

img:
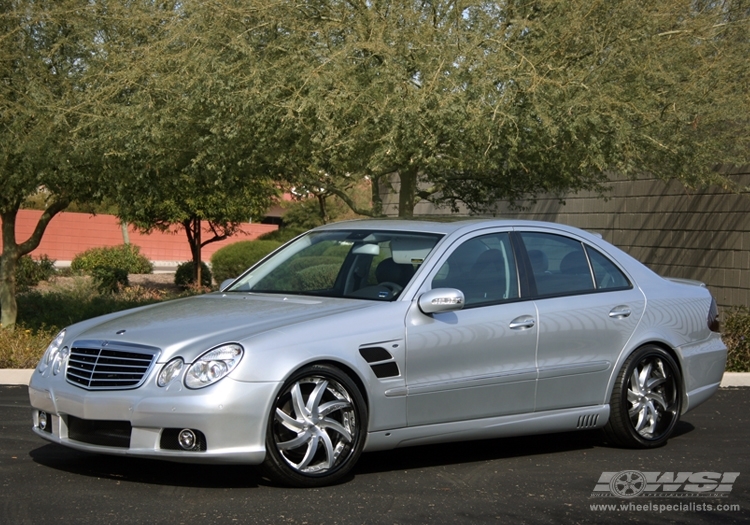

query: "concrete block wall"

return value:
[380, 170, 750, 309]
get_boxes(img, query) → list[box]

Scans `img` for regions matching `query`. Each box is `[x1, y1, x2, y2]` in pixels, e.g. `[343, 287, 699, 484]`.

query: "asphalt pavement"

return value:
[1, 386, 748, 525]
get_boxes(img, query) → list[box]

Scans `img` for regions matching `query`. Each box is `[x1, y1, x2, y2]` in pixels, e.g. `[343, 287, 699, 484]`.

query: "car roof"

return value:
[313, 218, 596, 240]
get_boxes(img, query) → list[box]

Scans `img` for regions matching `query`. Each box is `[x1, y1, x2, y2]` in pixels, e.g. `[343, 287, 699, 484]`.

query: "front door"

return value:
[404, 231, 538, 426]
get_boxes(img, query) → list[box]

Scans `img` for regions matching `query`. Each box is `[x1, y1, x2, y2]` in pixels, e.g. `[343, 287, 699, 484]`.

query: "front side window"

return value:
[226, 230, 442, 301]
[432, 232, 519, 307]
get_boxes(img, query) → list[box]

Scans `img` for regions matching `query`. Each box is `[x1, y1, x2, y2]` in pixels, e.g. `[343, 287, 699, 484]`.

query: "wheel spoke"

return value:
[637, 362, 652, 390]
[630, 369, 643, 395]
[291, 382, 309, 420]
[277, 430, 311, 451]
[275, 407, 304, 432]
[318, 399, 351, 417]
[318, 428, 336, 470]
[648, 390, 668, 411]
[297, 434, 319, 471]
[307, 379, 328, 415]
[319, 417, 352, 442]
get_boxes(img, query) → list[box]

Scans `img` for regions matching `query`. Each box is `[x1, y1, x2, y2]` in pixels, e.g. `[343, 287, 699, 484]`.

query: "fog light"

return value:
[39, 411, 48, 431]
[178, 429, 197, 450]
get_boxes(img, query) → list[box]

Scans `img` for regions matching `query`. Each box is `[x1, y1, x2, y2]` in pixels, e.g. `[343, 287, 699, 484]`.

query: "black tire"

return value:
[604, 345, 682, 448]
[261, 364, 367, 487]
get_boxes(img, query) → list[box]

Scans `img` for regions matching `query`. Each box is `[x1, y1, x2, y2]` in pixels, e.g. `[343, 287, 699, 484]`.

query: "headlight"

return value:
[52, 346, 69, 376]
[37, 330, 66, 373]
[157, 358, 184, 387]
[185, 344, 243, 389]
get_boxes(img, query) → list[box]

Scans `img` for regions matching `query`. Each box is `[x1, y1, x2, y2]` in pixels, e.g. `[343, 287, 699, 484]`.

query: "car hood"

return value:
[67, 293, 374, 361]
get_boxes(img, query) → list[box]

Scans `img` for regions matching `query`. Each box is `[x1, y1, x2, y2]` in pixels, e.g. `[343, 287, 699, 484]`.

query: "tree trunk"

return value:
[121, 221, 130, 244]
[317, 194, 329, 224]
[184, 217, 202, 286]
[1, 202, 67, 329]
[398, 166, 418, 218]
[0, 221, 19, 329]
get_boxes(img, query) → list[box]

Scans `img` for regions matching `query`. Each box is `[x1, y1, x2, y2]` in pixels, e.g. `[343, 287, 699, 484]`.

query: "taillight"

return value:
[707, 297, 720, 332]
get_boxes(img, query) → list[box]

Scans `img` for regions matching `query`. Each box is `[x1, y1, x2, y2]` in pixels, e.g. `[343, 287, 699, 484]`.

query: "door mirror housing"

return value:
[418, 288, 465, 315]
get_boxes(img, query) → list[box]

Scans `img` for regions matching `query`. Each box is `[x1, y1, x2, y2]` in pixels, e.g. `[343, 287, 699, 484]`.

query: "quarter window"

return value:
[585, 246, 631, 290]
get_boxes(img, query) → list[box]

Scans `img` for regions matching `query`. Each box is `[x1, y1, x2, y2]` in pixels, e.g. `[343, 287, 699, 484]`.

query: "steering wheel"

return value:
[378, 282, 403, 294]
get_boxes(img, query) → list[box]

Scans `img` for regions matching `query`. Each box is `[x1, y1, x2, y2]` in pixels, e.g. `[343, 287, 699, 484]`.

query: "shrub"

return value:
[174, 261, 212, 289]
[210, 240, 281, 284]
[15, 276, 176, 332]
[723, 307, 750, 372]
[0, 325, 60, 369]
[291, 264, 340, 291]
[15, 255, 56, 292]
[71, 244, 153, 275]
[258, 227, 307, 244]
[91, 267, 129, 294]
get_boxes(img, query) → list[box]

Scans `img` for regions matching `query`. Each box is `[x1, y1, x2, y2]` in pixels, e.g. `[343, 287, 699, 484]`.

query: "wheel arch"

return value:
[279, 358, 370, 411]
[606, 340, 686, 410]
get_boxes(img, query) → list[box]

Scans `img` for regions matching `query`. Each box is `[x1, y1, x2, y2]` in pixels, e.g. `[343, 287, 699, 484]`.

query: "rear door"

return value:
[516, 230, 645, 411]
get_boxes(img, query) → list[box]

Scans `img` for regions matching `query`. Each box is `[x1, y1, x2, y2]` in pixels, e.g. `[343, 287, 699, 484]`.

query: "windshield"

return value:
[225, 230, 443, 301]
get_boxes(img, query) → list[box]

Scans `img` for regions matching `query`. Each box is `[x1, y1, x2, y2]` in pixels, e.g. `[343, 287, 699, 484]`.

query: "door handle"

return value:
[609, 306, 632, 319]
[509, 315, 536, 330]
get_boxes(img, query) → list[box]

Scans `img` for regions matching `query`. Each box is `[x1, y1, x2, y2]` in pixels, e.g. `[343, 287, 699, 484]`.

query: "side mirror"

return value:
[220, 278, 236, 292]
[418, 288, 465, 315]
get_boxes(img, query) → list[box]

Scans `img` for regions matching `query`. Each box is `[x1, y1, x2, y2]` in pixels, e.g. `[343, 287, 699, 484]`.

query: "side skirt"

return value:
[364, 405, 610, 452]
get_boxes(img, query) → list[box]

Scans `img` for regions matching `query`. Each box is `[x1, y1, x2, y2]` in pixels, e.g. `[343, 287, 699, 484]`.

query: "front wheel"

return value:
[604, 345, 682, 448]
[261, 364, 367, 487]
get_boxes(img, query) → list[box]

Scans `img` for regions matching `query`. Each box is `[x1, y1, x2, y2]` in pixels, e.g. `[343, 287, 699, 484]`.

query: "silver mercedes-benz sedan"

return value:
[29, 219, 726, 487]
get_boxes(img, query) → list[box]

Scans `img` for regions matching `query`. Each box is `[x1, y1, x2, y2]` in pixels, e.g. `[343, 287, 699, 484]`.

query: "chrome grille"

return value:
[66, 340, 160, 390]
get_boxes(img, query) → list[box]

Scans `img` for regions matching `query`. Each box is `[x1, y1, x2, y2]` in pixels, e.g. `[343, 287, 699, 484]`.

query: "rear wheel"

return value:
[605, 345, 682, 448]
[261, 364, 367, 487]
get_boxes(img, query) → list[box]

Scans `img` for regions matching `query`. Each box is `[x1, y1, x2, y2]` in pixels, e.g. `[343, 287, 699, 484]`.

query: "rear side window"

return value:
[432, 232, 519, 307]
[519, 232, 595, 296]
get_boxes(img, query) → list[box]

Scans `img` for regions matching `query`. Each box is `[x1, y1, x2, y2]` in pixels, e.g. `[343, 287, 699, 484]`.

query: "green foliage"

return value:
[174, 261, 212, 289]
[15, 277, 165, 332]
[291, 264, 340, 291]
[210, 240, 282, 284]
[15, 255, 56, 292]
[90, 267, 129, 294]
[723, 307, 750, 372]
[258, 227, 308, 244]
[71, 245, 153, 275]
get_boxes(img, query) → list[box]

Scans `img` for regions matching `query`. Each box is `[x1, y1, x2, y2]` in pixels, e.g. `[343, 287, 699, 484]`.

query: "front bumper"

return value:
[28, 370, 279, 464]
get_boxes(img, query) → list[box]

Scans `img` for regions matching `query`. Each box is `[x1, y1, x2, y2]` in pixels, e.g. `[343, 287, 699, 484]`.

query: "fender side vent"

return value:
[359, 347, 393, 363]
[370, 362, 400, 379]
[577, 414, 599, 429]
[359, 347, 400, 378]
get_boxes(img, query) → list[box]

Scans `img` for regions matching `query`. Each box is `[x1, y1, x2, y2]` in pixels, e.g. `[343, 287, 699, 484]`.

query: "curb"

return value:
[2, 369, 749, 387]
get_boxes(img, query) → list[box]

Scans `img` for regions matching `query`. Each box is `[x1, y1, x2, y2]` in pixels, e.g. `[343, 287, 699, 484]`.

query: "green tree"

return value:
[99, 1, 282, 284]
[0, 1, 109, 329]
[261, 0, 750, 216]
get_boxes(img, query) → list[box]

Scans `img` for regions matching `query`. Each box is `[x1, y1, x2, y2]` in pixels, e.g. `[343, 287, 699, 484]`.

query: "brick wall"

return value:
[380, 169, 750, 308]
[3, 210, 278, 263]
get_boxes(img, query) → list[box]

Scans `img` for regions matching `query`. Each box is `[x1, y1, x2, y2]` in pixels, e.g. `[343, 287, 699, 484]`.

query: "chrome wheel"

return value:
[262, 365, 367, 487]
[627, 355, 677, 439]
[605, 346, 681, 448]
